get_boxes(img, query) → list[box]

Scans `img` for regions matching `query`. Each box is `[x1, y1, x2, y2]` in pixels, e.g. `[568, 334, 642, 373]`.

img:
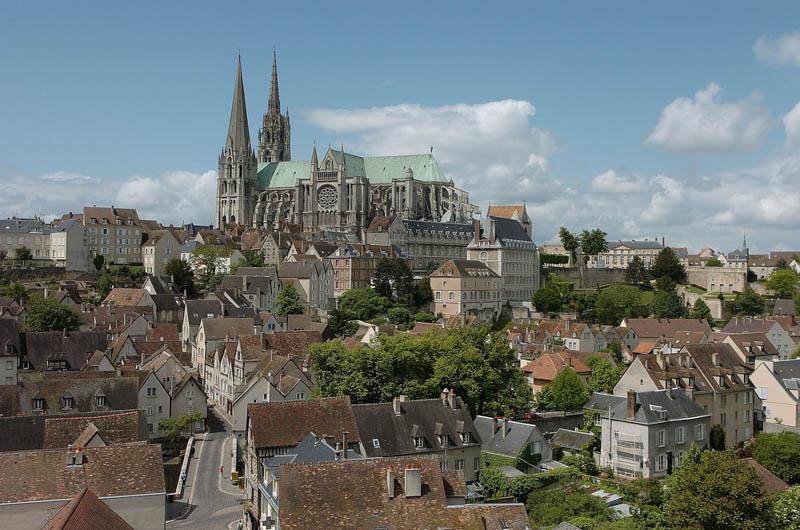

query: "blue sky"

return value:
[1, 1, 799, 252]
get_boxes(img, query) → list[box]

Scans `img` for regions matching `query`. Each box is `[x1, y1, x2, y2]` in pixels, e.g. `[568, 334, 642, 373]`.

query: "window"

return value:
[720, 412, 726, 426]
[438, 435, 449, 448]
[62, 396, 74, 409]
[454, 459, 465, 471]
[744, 392, 752, 405]
[372, 439, 381, 449]
[147, 423, 154, 433]
[656, 430, 666, 447]
[435, 291, 441, 301]
[745, 410, 751, 423]
[95, 395, 107, 407]
[449, 291, 455, 301]
[158, 405, 163, 414]
[33, 398, 44, 410]
[461, 432, 471, 444]
[4, 360, 12, 370]
[439, 459, 448, 471]
[146, 405, 154, 416]
[675, 426, 685, 444]
[695, 424, 705, 441]
[415, 436, 425, 449]
[656, 454, 666, 472]
[295, 392, 305, 400]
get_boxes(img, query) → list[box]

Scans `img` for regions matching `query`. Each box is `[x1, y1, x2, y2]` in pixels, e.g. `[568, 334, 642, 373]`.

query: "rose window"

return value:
[317, 185, 337, 209]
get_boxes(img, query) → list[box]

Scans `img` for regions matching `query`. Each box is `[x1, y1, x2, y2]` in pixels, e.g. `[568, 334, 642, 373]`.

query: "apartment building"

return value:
[586, 239, 664, 269]
[142, 229, 182, 276]
[430, 259, 502, 323]
[70, 206, 157, 265]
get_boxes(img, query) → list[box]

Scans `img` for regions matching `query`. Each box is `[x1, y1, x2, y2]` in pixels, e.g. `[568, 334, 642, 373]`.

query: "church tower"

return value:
[216, 56, 257, 228]
[258, 50, 291, 163]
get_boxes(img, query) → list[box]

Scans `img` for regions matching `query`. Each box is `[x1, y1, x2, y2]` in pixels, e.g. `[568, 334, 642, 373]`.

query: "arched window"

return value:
[480, 251, 488, 261]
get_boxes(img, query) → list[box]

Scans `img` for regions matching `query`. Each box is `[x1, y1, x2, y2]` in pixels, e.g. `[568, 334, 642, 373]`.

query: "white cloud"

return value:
[0, 170, 217, 225]
[645, 82, 770, 153]
[590, 170, 646, 193]
[754, 31, 800, 66]
[784, 102, 800, 144]
[305, 99, 557, 204]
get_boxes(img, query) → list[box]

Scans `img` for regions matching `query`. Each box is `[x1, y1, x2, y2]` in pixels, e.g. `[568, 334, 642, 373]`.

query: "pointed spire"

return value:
[226, 55, 251, 151]
[311, 143, 319, 169]
[340, 143, 346, 169]
[268, 48, 281, 115]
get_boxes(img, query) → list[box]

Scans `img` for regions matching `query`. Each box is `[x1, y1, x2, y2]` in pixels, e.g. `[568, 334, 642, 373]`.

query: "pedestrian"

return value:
[220, 465, 224, 476]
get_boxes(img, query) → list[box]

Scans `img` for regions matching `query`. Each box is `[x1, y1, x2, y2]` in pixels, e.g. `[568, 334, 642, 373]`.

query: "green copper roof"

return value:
[257, 152, 450, 189]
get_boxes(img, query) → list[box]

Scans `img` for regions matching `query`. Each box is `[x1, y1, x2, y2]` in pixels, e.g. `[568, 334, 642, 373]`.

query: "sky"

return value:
[1, 1, 799, 253]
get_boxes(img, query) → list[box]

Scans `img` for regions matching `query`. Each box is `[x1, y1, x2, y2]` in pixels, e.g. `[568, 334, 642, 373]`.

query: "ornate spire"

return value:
[226, 55, 251, 151]
[268, 48, 280, 115]
[340, 143, 346, 170]
[311, 143, 319, 169]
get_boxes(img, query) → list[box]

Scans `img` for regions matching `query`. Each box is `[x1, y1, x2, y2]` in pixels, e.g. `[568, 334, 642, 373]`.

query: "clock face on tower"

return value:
[317, 185, 337, 210]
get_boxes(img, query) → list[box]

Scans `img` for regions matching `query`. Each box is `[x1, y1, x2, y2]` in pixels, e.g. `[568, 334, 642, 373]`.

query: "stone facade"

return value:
[430, 259, 502, 322]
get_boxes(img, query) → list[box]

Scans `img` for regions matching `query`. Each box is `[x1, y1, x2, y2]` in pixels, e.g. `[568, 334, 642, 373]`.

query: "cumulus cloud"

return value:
[645, 83, 770, 153]
[754, 31, 800, 65]
[783, 102, 800, 145]
[0, 170, 217, 225]
[590, 170, 646, 193]
[305, 100, 557, 204]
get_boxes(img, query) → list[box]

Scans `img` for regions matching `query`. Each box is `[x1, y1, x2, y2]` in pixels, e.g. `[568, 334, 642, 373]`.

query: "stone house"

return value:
[219, 267, 281, 312]
[181, 298, 224, 351]
[276, 259, 334, 312]
[521, 351, 592, 397]
[619, 318, 713, 352]
[192, 317, 255, 383]
[142, 229, 181, 277]
[137, 371, 172, 438]
[474, 415, 553, 468]
[722, 317, 795, 359]
[751, 359, 800, 428]
[430, 259, 502, 323]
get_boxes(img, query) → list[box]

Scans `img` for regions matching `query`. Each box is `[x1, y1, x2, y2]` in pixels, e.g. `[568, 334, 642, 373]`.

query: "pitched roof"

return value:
[41, 410, 147, 449]
[184, 299, 224, 326]
[742, 458, 789, 495]
[430, 259, 499, 278]
[0, 443, 164, 502]
[102, 289, 147, 307]
[551, 428, 595, 451]
[21, 331, 108, 371]
[366, 215, 395, 233]
[474, 415, 540, 457]
[722, 317, 781, 334]
[264, 330, 323, 360]
[587, 388, 709, 424]
[199, 317, 254, 340]
[41, 488, 133, 529]
[19, 376, 139, 415]
[0, 318, 20, 355]
[624, 318, 712, 339]
[248, 397, 360, 450]
[487, 205, 527, 220]
[521, 351, 591, 381]
[773, 299, 796, 316]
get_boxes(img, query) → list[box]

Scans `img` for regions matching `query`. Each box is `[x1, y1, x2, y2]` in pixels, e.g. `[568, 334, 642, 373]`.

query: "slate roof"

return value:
[488, 215, 531, 243]
[587, 389, 709, 424]
[19, 376, 139, 415]
[41, 410, 147, 449]
[150, 293, 183, 313]
[773, 299, 796, 316]
[402, 219, 474, 236]
[199, 317, 254, 340]
[264, 431, 362, 479]
[474, 415, 541, 457]
[0, 443, 164, 502]
[551, 428, 595, 451]
[431, 259, 499, 278]
[41, 488, 133, 529]
[624, 318, 712, 339]
[773, 359, 800, 380]
[353, 398, 480, 458]
[248, 397, 360, 450]
[21, 331, 108, 371]
[278, 456, 530, 530]
[724, 332, 780, 359]
[722, 317, 781, 334]
[0, 318, 20, 355]
[184, 299, 224, 326]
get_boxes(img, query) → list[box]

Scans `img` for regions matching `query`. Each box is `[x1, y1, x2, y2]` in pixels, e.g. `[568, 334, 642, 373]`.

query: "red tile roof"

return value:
[522, 351, 591, 381]
[41, 488, 133, 529]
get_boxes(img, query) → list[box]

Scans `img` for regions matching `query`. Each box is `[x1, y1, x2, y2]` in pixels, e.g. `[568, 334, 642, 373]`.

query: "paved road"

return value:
[168, 408, 244, 530]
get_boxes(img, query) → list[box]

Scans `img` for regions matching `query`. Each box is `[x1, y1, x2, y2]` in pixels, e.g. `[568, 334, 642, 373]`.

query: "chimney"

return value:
[492, 416, 499, 435]
[665, 385, 672, 399]
[712, 352, 719, 367]
[440, 388, 449, 406]
[626, 389, 636, 420]
[260, 333, 267, 350]
[393, 396, 401, 416]
[341, 431, 348, 460]
[502, 417, 509, 438]
[404, 468, 422, 498]
[387, 467, 395, 499]
[472, 219, 481, 242]
[447, 388, 456, 409]
[656, 351, 664, 370]
[685, 385, 693, 400]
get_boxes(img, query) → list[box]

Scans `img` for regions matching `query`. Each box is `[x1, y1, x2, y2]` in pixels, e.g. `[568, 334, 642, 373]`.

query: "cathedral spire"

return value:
[268, 48, 281, 115]
[226, 55, 251, 151]
[311, 143, 319, 169]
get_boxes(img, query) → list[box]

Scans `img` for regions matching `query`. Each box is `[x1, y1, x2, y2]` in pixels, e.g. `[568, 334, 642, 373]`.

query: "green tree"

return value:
[532, 281, 565, 313]
[766, 268, 799, 299]
[650, 289, 687, 319]
[0, 249, 6, 262]
[526, 486, 613, 528]
[772, 486, 800, 530]
[14, 246, 33, 261]
[706, 257, 723, 267]
[413, 312, 437, 323]
[26, 297, 82, 332]
[710, 424, 726, 450]
[580, 228, 609, 265]
[158, 413, 203, 454]
[92, 254, 105, 272]
[690, 298, 712, 321]
[164, 258, 196, 298]
[373, 258, 415, 304]
[595, 283, 645, 325]
[190, 245, 231, 289]
[388, 306, 412, 326]
[751, 431, 800, 485]
[625, 255, 648, 284]
[559, 227, 579, 265]
[338, 288, 390, 320]
[96, 273, 113, 299]
[734, 287, 765, 316]
[776, 258, 790, 270]
[663, 448, 770, 530]
[231, 249, 266, 273]
[651, 247, 687, 284]
[586, 357, 621, 394]
[413, 277, 433, 308]
[1, 281, 28, 304]
[536, 367, 589, 412]
[327, 308, 358, 338]
[276, 284, 304, 317]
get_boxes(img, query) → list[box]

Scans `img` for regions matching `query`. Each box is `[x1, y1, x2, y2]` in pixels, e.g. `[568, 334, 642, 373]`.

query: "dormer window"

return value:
[95, 395, 107, 407]
[719, 375, 725, 387]
[33, 398, 44, 410]
[414, 436, 425, 449]
[438, 435, 449, 448]
[461, 432, 471, 444]
[743, 374, 750, 384]
[62, 396, 74, 409]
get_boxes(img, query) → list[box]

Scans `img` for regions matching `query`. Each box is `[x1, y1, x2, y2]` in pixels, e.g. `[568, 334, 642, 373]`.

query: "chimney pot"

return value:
[626, 389, 636, 420]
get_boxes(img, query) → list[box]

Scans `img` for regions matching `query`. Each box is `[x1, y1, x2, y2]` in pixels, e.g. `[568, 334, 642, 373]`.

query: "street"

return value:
[167, 407, 244, 530]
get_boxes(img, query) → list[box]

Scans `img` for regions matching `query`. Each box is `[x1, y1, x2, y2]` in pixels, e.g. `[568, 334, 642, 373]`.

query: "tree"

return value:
[580, 228, 608, 265]
[706, 257, 723, 267]
[663, 448, 770, 530]
[26, 298, 82, 332]
[625, 255, 648, 284]
[92, 254, 105, 272]
[735, 287, 765, 316]
[532, 282, 565, 313]
[414, 311, 437, 323]
[413, 277, 433, 308]
[536, 367, 589, 412]
[373, 258, 415, 305]
[710, 424, 726, 450]
[14, 246, 33, 261]
[586, 357, 621, 394]
[158, 413, 203, 454]
[231, 249, 266, 273]
[165, 258, 196, 298]
[1, 281, 28, 304]
[766, 268, 799, 299]
[190, 245, 230, 289]
[0, 249, 6, 262]
[751, 431, 800, 485]
[526, 487, 613, 528]
[595, 283, 645, 325]
[651, 247, 687, 284]
[650, 289, 687, 319]
[327, 308, 358, 338]
[276, 284, 304, 317]
[338, 288, 390, 321]
[388, 306, 412, 326]
[772, 486, 800, 530]
[690, 298, 712, 321]
[559, 227, 579, 265]
[96, 273, 113, 299]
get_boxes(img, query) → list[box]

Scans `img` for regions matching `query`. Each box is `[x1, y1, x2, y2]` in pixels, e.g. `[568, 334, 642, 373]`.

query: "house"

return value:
[328, 244, 395, 298]
[586, 239, 664, 269]
[0, 319, 20, 385]
[41, 488, 133, 530]
[474, 415, 553, 468]
[259, 232, 294, 268]
[150, 293, 184, 324]
[276, 259, 334, 312]
[219, 267, 281, 312]
[193, 317, 255, 382]
[18, 374, 139, 416]
[0, 443, 165, 529]
[722, 317, 795, 359]
[751, 359, 800, 428]
[588, 388, 711, 479]
[245, 397, 362, 529]
[551, 428, 595, 456]
[142, 229, 181, 277]
[619, 318, 713, 351]
[181, 299, 224, 351]
[137, 370, 172, 438]
[721, 332, 781, 364]
[430, 259, 502, 323]
[522, 351, 592, 397]
[614, 344, 755, 445]
[19, 330, 108, 371]
[352, 391, 483, 482]
[273, 456, 530, 530]
[102, 288, 154, 309]
[773, 299, 796, 318]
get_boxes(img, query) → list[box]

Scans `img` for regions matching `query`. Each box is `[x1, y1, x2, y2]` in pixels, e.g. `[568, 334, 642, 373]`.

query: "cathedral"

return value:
[215, 53, 479, 236]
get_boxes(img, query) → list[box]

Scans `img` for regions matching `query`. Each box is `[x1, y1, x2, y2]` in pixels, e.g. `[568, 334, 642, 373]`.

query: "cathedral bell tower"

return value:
[258, 50, 291, 163]
[216, 56, 257, 228]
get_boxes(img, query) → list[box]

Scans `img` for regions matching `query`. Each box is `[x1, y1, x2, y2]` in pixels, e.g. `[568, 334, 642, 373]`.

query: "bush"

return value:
[751, 431, 800, 485]
[387, 306, 412, 325]
[413, 311, 437, 323]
